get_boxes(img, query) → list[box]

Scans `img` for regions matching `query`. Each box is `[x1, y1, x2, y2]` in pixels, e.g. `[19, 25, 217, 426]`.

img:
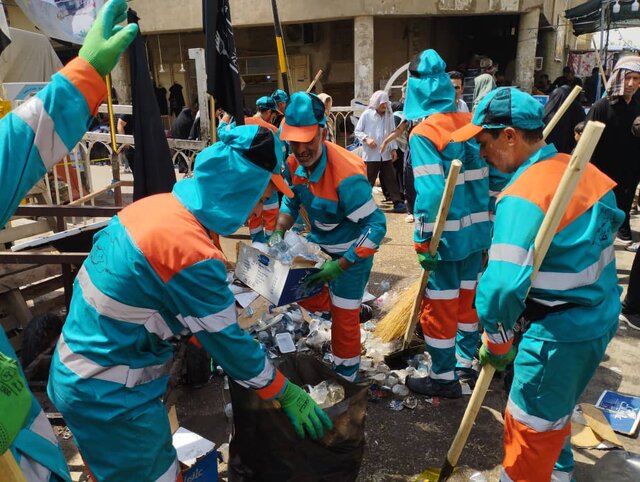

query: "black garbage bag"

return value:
[228, 354, 368, 482]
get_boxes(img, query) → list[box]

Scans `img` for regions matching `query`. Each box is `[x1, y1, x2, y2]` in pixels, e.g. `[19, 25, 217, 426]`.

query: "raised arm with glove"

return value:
[0, 1, 137, 480]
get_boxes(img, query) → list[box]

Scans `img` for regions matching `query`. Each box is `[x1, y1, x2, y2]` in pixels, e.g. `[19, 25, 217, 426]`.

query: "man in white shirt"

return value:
[355, 90, 406, 213]
[449, 71, 470, 113]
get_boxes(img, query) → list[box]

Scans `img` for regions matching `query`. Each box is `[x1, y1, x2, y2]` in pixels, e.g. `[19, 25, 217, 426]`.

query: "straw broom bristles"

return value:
[374, 279, 422, 342]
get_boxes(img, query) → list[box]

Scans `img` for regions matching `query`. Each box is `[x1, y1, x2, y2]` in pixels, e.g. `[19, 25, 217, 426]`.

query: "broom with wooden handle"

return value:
[375, 160, 462, 344]
[0, 452, 27, 482]
[375, 85, 584, 343]
[430, 120, 606, 482]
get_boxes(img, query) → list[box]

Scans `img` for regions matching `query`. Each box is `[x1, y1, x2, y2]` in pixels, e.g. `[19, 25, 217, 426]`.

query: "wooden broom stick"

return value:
[542, 85, 582, 140]
[401, 160, 462, 349]
[0, 451, 27, 482]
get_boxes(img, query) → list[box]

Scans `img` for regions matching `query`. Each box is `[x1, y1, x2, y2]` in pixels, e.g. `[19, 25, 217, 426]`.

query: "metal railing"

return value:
[328, 106, 365, 148]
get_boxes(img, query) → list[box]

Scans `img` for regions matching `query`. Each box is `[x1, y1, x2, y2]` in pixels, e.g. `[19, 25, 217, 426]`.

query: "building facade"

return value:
[6, 1, 586, 108]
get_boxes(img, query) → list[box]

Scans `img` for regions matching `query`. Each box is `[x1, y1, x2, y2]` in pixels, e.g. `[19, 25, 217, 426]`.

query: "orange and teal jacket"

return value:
[410, 112, 492, 261]
[48, 126, 289, 423]
[281, 142, 386, 263]
[477, 144, 623, 354]
[0, 57, 104, 482]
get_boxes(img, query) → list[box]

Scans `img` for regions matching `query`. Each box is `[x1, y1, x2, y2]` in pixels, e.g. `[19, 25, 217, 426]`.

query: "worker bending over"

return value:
[47, 124, 331, 481]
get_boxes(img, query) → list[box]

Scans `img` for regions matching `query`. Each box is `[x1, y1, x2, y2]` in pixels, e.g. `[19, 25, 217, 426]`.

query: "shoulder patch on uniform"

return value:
[119, 194, 226, 283]
[498, 154, 616, 232]
[410, 112, 472, 152]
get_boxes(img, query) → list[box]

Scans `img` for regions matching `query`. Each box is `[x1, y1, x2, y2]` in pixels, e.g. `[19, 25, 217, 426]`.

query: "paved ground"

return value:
[47, 168, 640, 481]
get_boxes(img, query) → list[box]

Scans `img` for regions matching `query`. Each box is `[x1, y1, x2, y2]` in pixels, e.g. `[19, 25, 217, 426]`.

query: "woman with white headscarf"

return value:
[317, 93, 335, 143]
[354, 90, 406, 213]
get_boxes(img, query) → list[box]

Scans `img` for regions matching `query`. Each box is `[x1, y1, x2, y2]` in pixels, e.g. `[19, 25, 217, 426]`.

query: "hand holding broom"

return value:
[375, 160, 462, 346]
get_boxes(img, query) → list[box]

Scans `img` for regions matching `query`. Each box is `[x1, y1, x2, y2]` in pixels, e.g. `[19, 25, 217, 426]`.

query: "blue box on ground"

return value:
[235, 243, 328, 306]
[173, 427, 220, 482]
[595, 390, 640, 435]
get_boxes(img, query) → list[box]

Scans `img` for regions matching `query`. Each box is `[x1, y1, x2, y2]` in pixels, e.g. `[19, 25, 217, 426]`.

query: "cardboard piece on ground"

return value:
[571, 403, 623, 449]
[173, 427, 220, 481]
[168, 405, 179, 435]
[235, 243, 328, 306]
[237, 296, 272, 330]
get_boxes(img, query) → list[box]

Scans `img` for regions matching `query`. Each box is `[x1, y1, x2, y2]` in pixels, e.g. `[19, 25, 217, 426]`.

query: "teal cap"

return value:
[271, 89, 289, 104]
[279, 92, 326, 142]
[451, 87, 545, 142]
[256, 96, 277, 110]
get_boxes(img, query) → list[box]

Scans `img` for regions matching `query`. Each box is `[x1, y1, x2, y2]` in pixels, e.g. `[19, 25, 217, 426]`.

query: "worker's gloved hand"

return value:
[0, 353, 32, 453]
[417, 251, 439, 271]
[79, 0, 139, 77]
[304, 259, 344, 286]
[277, 381, 333, 439]
[479, 344, 516, 372]
[268, 230, 285, 246]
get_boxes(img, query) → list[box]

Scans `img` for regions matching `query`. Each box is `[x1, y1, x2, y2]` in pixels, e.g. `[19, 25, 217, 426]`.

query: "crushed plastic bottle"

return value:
[308, 381, 345, 409]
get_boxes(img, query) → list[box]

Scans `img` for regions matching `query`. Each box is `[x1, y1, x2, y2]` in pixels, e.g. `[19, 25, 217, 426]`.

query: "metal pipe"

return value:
[270, 0, 290, 93]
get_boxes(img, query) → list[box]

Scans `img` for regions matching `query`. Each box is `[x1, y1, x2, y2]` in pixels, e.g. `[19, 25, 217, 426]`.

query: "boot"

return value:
[405, 376, 462, 398]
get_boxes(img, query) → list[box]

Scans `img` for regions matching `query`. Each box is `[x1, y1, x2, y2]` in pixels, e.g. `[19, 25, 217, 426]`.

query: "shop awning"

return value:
[566, 0, 640, 35]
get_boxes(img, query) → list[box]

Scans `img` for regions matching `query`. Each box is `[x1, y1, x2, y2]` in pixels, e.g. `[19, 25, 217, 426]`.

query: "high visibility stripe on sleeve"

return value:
[58, 57, 106, 115]
[414, 164, 444, 177]
[13, 97, 68, 170]
[417, 211, 491, 234]
[489, 243, 534, 267]
[346, 198, 378, 222]
[314, 220, 340, 231]
[455, 167, 488, 185]
[320, 238, 359, 253]
[180, 303, 237, 334]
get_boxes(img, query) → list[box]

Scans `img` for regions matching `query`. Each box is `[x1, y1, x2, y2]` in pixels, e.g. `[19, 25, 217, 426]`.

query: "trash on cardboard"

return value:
[172, 427, 220, 482]
[571, 403, 624, 449]
[235, 240, 330, 306]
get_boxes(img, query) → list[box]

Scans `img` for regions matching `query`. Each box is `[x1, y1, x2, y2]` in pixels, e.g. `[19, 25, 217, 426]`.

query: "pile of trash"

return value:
[231, 268, 440, 411]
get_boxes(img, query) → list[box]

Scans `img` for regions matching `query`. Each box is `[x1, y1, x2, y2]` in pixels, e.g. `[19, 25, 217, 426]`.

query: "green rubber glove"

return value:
[0, 353, 32, 453]
[479, 344, 516, 372]
[268, 230, 285, 246]
[417, 251, 440, 271]
[79, 0, 139, 77]
[277, 381, 333, 439]
[304, 259, 344, 286]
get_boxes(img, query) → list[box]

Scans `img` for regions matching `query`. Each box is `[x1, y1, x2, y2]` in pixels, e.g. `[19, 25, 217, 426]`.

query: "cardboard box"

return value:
[235, 243, 327, 306]
[172, 427, 220, 482]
